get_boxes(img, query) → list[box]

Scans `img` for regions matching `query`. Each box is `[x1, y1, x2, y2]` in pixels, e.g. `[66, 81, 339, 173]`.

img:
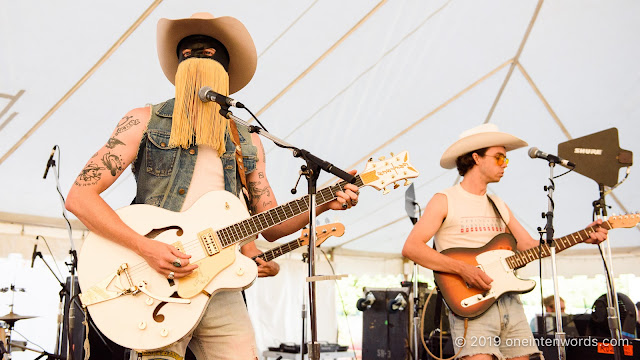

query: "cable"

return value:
[419, 287, 466, 360]
[8, 328, 47, 352]
[320, 249, 357, 360]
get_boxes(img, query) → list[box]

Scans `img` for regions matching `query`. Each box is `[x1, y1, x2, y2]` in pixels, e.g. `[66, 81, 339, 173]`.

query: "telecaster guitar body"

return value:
[434, 233, 535, 318]
[78, 191, 258, 351]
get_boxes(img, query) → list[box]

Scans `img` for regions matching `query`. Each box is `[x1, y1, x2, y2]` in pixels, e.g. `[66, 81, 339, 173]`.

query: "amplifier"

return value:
[537, 335, 640, 360]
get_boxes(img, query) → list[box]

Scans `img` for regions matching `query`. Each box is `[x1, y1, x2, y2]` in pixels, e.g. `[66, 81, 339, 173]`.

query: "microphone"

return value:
[198, 86, 244, 108]
[31, 236, 39, 268]
[528, 147, 576, 168]
[42, 146, 57, 179]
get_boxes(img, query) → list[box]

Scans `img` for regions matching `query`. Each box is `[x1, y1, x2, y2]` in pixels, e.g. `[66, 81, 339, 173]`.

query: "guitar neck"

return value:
[252, 237, 304, 263]
[506, 221, 613, 269]
[216, 176, 364, 248]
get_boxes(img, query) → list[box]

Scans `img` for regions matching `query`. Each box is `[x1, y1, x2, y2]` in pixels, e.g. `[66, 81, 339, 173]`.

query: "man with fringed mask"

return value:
[66, 12, 359, 360]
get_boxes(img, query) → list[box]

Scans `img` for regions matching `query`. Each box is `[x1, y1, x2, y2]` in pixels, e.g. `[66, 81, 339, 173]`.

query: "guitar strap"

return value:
[487, 195, 513, 237]
[228, 119, 252, 211]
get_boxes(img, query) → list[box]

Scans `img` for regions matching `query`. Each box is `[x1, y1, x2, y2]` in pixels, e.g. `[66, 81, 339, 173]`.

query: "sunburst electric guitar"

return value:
[434, 214, 640, 318]
[252, 223, 345, 264]
[78, 151, 418, 350]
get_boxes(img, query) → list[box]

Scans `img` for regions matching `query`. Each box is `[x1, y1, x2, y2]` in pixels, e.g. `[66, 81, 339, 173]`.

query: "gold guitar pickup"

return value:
[198, 228, 220, 256]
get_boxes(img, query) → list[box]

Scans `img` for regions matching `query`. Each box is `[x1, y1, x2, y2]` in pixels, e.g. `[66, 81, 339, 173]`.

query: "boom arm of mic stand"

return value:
[221, 109, 356, 184]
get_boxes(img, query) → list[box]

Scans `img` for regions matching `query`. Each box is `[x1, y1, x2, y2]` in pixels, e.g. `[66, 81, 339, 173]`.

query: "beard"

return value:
[169, 58, 229, 156]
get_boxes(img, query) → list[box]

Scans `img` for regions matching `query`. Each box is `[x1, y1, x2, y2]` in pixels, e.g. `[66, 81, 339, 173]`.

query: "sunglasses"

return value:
[484, 153, 509, 166]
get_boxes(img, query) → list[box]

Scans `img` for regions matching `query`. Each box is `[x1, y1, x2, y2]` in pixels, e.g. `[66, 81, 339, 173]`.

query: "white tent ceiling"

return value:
[1, 0, 639, 265]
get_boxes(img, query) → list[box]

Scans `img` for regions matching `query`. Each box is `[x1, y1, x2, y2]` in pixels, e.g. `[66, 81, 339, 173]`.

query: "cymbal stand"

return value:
[2, 284, 25, 359]
[220, 107, 355, 360]
[541, 162, 566, 360]
[593, 183, 622, 360]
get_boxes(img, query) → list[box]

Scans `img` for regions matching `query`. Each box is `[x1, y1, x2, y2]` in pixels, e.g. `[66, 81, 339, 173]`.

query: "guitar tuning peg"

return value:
[383, 187, 390, 195]
[393, 183, 400, 189]
[378, 156, 386, 161]
[390, 152, 394, 157]
[404, 180, 412, 186]
[368, 158, 373, 162]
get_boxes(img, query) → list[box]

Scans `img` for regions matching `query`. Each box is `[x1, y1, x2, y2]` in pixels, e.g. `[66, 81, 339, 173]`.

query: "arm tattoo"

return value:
[248, 177, 272, 212]
[74, 152, 123, 186]
[114, 115, 140, 136]
[101, 152, 123, 176]
[106, 137, 125, 149]
[75, 161, 103, 186]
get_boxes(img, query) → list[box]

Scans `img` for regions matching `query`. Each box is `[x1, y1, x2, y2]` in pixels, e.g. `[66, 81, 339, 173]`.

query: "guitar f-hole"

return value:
[145, 225, 184, 239]
[152, 292, 181, 322]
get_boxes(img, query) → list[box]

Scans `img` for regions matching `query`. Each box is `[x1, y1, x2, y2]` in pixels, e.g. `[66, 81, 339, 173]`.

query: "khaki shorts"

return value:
[448, 294, 542, 359]
[131, 291, 257, 360]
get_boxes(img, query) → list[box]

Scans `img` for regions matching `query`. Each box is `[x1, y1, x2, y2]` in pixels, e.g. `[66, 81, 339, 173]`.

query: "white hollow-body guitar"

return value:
[78, 151, 418, 350]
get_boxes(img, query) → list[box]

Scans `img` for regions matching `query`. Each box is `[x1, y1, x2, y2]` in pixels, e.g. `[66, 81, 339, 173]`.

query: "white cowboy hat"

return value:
[440, 123, 528, 169]
[157, 12, 257, 94]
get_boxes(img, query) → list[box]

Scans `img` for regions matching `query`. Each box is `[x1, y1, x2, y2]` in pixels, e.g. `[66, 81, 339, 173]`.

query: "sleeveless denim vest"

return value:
[131, 99, 257, 212]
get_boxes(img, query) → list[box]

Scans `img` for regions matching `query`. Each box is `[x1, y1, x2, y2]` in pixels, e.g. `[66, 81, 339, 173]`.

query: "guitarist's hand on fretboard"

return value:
[583, 219, 609, 245]
[255, 257, 280, 277]
[458, 261, 493, 291]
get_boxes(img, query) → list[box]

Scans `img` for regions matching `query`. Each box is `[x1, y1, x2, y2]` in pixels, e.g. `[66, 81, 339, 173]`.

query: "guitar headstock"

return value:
[300, 223, 346, 247]
[607, 213, 640, 229]
[360, 151, 419, 194]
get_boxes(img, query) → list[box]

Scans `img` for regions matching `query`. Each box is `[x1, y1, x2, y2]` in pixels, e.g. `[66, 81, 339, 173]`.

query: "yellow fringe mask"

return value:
[170, 58, 229, 155]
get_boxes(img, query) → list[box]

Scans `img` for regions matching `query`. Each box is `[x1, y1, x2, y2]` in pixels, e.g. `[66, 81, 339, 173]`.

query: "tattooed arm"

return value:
[65, 107, 197, 279]
[248, 134, 359, 242]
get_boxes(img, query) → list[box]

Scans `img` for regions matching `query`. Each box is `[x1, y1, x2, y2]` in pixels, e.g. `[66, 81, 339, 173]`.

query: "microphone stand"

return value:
[593, 184, 622, 360]
[542, 162, 566, 360]
[47, 150, 79, 360]
[219, 107, 355, 360]
[410, 205, 421, 360]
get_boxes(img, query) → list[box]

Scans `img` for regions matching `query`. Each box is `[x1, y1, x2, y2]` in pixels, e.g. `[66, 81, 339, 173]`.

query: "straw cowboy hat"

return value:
[157, 12, 257, 94]
[440, 123, 528, 169]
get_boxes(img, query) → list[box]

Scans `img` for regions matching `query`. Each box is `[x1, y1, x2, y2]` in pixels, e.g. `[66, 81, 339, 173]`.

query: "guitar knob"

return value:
[476, 295, 483, 300]
[237, 268, 245, 276]
[138, 321, 147, 330]
[161, 328, 169, 337]
[145, 297, 154, 306]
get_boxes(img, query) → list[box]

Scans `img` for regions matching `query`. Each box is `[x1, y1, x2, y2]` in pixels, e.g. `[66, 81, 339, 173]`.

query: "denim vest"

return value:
[131, 99, 257, 212]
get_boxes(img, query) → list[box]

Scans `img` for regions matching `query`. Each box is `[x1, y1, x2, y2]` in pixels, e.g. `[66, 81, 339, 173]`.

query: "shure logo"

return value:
[574, 148, 603, 155]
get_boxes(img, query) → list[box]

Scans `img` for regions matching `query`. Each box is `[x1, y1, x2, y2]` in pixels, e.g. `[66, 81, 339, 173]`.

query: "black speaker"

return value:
[61, 276, 84, 360]
[361, 288, 410, 360]
[589, 293, 637, 338]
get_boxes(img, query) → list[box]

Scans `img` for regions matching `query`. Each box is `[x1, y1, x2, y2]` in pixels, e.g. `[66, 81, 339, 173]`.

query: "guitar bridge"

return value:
[79, 263, 139, 307]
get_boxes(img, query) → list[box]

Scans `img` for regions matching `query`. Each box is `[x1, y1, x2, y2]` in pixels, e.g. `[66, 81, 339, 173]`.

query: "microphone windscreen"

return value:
[527, 147, 539, 159]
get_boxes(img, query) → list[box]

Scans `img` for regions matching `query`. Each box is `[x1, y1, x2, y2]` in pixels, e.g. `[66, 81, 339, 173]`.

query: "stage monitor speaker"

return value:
[589, 292, 637, 338]
[361, 287, 410, 360]
[557, 128, 632, 187]
[62, 276, 84, 360]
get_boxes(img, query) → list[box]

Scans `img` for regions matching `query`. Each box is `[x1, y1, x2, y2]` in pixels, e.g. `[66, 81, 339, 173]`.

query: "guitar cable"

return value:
[419, 287, 467, 360]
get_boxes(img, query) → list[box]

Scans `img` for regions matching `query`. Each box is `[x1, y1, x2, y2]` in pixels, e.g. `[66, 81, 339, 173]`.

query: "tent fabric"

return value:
[1, 1, 639, 357]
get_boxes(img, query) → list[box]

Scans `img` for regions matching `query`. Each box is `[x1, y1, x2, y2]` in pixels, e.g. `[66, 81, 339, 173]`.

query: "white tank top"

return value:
[181, 146, 226, 211]
[433, 184, 510, 251]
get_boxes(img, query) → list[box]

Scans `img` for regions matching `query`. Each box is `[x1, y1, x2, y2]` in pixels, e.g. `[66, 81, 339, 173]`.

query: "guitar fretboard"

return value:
[506, 221, 612, 269]
[216, 176, 364, 248]
[252, 238, 303, 263]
